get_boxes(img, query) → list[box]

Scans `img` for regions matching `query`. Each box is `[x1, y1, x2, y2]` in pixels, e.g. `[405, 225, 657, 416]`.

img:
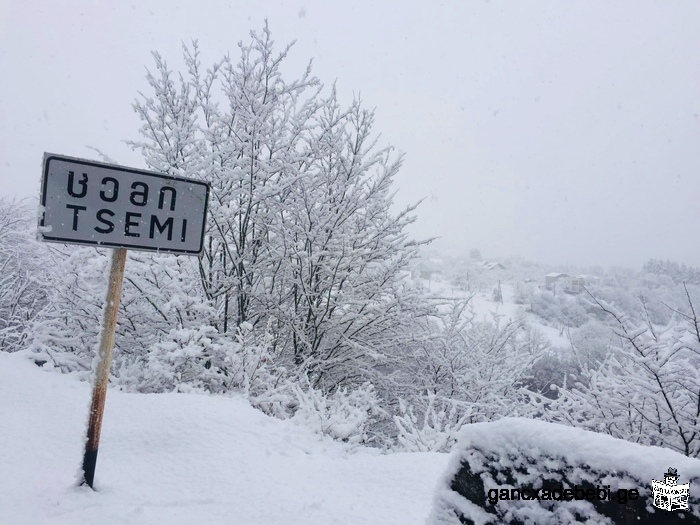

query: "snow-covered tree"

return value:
[270, 88, 429, 391]
[129, 29, 320, 338]
[544, 287, 700, 457]
[128, 25, 430, 396]
[0, 198, 52, 353]
[644, 258, 700, 285]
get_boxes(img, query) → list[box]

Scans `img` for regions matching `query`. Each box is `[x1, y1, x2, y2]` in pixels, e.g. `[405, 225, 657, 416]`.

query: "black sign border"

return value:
[39, 153, 210, 256]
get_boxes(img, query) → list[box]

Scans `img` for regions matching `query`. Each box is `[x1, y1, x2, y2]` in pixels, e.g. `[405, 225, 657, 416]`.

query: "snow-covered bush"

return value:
[529, 290, 588, 328]
[412, 307, 548, 422]
[127, 325, 228, 393]
[127, 321, 292, 416]
[528, 290, 558, 322]
[290, 381, 385, 445]
[393, 394, 472, 452]
[524, 350, 580, 400]
[27, 247, 108, 371]
[392, 299, 549, 450]
[22, 29, 440, 447]
[28, 248, 212, 378]
[568, 319, 614, 369]
[223, 321, 293, 419]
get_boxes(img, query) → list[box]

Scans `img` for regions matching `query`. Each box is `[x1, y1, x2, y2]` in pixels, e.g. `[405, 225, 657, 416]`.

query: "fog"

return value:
[1, 0, 698, 267]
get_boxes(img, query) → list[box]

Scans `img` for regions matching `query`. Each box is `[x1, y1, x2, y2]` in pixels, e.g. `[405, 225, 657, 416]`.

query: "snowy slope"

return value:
[0, 351, 448, 525]
[423, 277, 571, 348]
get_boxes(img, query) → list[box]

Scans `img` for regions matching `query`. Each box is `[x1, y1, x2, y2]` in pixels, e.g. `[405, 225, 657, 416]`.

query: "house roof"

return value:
[412, 261, 434, 272]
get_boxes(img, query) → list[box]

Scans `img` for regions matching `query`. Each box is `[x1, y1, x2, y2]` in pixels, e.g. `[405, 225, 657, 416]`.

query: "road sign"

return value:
[39, 153, 209, 255]
[38, 153, 210, 489]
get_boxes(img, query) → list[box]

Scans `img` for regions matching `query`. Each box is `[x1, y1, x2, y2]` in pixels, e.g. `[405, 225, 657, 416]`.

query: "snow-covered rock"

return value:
[427, 417, 700, 524]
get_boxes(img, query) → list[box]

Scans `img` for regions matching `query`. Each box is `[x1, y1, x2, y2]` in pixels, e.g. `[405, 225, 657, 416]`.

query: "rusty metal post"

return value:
[81, 247, 127, 489]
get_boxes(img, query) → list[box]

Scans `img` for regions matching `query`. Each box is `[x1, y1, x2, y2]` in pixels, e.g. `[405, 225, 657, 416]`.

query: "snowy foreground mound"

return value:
[0, 352, 447, 525]
[427, 418, 700, 524]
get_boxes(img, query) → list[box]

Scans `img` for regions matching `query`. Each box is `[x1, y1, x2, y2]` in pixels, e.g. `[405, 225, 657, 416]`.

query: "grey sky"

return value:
[1, 1, 698, 267]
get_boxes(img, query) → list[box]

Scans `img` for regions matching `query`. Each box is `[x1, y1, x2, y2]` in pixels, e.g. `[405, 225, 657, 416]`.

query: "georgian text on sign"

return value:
[39, 154, 209, 255]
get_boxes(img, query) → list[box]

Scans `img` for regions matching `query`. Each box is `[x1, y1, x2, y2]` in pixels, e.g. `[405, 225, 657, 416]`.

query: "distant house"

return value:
[566, 276, 585, 294]
[579, 274, 601, 286]
[483, 262, 506, 270]
[545, 273, 599, 294]
[545, 273, 570, 288]
[412, 262, 435, 280]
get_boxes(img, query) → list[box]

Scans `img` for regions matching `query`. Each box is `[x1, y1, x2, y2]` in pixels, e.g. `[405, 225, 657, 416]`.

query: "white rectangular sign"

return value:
[39, 153, 210, 255]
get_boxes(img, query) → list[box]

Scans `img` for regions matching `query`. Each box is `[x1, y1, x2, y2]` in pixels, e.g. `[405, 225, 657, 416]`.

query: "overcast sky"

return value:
[1, 1, 698, 267]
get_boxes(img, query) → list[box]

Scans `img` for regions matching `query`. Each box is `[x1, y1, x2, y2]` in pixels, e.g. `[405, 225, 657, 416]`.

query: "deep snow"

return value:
[0, 351, 448, 525]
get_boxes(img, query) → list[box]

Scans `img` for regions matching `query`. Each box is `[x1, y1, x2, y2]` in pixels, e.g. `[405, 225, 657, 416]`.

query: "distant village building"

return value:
[579, 274, 601, 286]
[483, 262, 506, 270]
[545, 273, 570, 288]
[412, 262, 436, 280]
[545, 273, 599, 294]
[567, 276, 585, 294]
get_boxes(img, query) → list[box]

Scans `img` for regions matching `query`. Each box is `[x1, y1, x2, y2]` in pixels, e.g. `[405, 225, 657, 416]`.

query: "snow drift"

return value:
[0, 351, 447, 525]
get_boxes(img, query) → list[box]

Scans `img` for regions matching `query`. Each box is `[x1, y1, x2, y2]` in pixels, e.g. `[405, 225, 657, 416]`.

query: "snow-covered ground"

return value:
[0, 351, 448, 525]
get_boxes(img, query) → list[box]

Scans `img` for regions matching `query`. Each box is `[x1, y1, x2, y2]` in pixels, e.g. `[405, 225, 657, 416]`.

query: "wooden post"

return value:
[81, 248, 127, 489]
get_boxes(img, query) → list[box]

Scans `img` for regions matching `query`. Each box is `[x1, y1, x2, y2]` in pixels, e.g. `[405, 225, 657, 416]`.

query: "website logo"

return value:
[651, 467, 689, 512]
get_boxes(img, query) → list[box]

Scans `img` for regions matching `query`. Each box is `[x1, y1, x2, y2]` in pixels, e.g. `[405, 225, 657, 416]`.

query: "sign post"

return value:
[38, 153, 209, 489]
[82, 247, 127, 488]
